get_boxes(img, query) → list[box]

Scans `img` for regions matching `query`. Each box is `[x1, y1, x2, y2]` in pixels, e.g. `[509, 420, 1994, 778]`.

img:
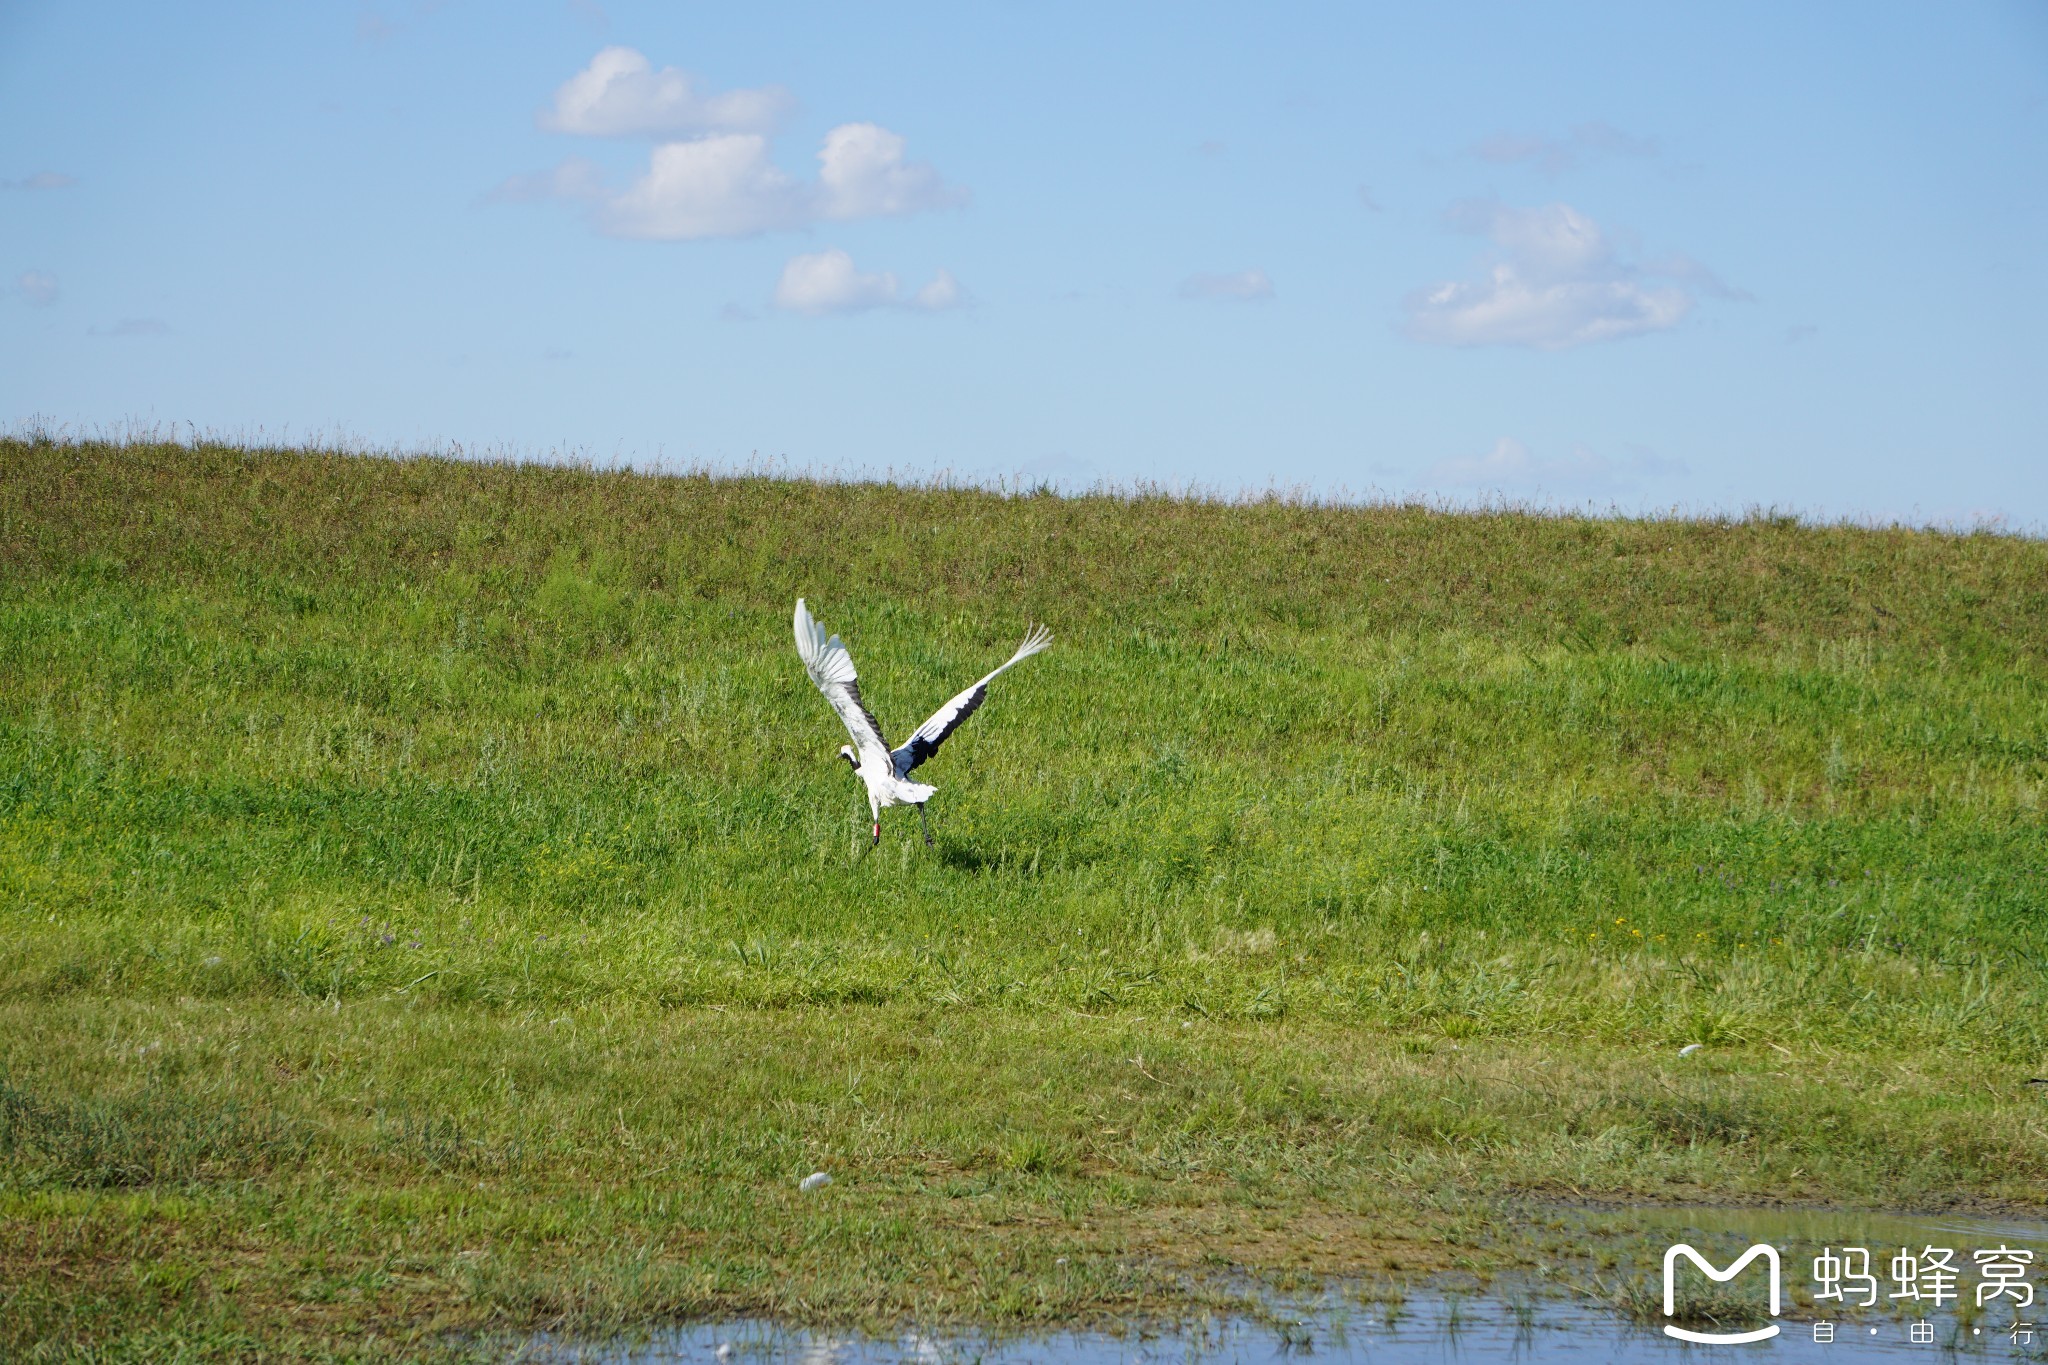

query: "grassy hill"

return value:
[4, 437, 2046, 1359]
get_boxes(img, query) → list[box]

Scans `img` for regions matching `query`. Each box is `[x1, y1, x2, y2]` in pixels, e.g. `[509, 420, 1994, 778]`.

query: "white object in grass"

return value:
[799, 1171, 832, 1191]
[795, 598, 1052, 849]
[1679, 1043, 1703, 1057]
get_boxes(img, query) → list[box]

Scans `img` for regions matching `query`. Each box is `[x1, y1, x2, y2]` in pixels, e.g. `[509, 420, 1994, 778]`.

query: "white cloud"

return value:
[1178, 268, 1274, 301]
[15, 270, 59, 306]
[1405, 200, 1707, 349]
[772, 249, 965, 316]
[579, 123, 959, 241]
[815, 122, 963, 219]
[507, 53, 962, 242]
[541, 46, 793, 137]
[1422, 437, 1685, 493]
[1475, 120, 1656, 175]
[598, 134, 806, 238]
[2, 171, 76, 191]
[775, 248, 897, 314]
[1407, 269, 1688, 349]
[1448, 200, 1609, 277]
[911, 269, 964, 311]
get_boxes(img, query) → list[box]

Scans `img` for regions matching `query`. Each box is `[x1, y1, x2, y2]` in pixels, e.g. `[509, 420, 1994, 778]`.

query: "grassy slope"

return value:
[2, 439, 2045, 1359]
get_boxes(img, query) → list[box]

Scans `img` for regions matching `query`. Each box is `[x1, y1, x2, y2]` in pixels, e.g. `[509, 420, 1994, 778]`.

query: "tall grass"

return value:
[4, 437, 2042, 1053]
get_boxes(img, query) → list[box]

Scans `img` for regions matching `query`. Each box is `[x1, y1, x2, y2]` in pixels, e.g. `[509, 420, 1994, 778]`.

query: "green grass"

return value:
[2, 436, 2045, 1360]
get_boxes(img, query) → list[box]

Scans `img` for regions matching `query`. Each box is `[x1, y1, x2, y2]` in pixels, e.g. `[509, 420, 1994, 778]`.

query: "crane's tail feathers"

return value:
[1005, 623, 1053, 667]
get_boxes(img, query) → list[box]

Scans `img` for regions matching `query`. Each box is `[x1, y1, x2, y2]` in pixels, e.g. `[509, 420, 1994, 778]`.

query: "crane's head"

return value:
[837, 744, 858, 772]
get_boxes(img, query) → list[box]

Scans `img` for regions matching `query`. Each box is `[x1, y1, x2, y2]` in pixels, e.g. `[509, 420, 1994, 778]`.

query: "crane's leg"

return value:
[918, 803, 933, 848]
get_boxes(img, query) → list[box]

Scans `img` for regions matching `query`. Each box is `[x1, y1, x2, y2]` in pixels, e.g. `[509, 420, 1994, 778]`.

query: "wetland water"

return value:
[538, 1206, 2048, 1363]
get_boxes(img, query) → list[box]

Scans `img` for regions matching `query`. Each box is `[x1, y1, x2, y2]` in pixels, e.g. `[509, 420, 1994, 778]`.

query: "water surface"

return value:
[537, 1204, 2048, 1363]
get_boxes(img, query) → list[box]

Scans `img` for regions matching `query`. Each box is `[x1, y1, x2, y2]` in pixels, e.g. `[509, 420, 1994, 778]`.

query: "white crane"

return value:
[794, 597, 1052, 847]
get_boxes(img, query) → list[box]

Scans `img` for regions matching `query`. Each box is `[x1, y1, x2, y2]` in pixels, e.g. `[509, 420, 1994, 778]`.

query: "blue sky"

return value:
[4, 2, 2045, 525]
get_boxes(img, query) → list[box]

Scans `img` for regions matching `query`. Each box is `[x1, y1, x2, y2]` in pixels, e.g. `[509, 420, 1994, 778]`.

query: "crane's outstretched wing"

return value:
[793, 598, 891, 763]
[892, 624, 1051, 778]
